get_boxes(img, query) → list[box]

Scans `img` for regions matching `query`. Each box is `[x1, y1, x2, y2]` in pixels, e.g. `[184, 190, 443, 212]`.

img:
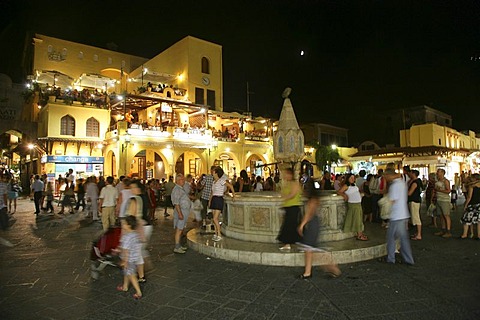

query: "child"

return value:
[451, 185, 458, 210]
[192, 198, 203, 228]
[117, 215, 143, 299]
[254, 176, 263, 192]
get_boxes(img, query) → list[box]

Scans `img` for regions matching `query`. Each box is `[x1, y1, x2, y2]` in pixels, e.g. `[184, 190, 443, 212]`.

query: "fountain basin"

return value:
[222, 190, 355, 243]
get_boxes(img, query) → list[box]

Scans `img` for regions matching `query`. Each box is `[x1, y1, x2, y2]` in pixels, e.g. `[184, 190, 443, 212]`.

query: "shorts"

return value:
[209, 196, 224, 211]
[436, 201, 451, 216]
[7, 191, 18, 200]
[409, 201, 421, 226]
[173, 208, 190, 230]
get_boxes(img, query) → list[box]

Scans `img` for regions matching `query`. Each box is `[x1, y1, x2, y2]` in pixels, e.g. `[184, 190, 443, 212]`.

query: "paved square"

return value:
[0, 198, 479, 319]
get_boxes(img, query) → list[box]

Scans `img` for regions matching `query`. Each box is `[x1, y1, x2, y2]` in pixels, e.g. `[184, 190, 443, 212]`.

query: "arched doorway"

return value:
[214, 152, 240, 178]
[132, 150, 166, 180]
[246, 154, 266, 178]
[175, 151, 204, 177]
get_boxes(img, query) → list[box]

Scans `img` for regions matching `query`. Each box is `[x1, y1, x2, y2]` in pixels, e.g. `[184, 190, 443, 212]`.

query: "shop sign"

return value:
[41, 155, 104, 164]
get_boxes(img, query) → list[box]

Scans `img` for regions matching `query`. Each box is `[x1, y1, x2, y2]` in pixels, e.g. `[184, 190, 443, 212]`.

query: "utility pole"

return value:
[246, 82, 254, 113]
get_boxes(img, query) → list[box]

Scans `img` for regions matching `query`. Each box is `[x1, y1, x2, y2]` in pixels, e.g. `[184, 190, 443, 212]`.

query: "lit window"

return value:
[78, 51, 83, 59]
[86, 117, 99, 137]
[61, 115, 75, 136]
[93, 54, 98, 62]
[201, 57, 210, 74]
[47, 45, 53, 53]
[62, 48, 67, 57]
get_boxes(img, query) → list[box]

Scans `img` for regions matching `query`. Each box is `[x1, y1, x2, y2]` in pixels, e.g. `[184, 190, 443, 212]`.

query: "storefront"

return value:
[41, 155, 104, 180]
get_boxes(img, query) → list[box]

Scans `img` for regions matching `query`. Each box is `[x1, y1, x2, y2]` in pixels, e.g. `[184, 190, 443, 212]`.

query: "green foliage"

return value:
[313, 143, 341, 172]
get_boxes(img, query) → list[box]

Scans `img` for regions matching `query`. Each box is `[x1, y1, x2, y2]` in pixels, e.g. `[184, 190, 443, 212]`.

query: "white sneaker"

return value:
[173, 247, 186, 254]
[212, 235, 222, 242]
[181, 245, 188, 251]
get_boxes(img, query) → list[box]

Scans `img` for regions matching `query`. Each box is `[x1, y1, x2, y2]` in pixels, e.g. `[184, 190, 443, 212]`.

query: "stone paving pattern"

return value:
[0, 197, 479, 319]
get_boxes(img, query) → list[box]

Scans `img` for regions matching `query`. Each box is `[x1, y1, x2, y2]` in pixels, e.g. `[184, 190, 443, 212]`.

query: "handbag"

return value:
[378, 196, 392, 220]
[427, 203, 436, 217]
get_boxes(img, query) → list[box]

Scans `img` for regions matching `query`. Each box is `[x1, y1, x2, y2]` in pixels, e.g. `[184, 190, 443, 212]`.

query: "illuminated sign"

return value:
[41, 155, 104, 164]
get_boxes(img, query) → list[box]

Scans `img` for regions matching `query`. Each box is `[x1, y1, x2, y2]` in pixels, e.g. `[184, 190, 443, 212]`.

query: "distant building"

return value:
[300, 123, 348, 147]
[363, 105, 453, 147]
[349, 122, 480, 179]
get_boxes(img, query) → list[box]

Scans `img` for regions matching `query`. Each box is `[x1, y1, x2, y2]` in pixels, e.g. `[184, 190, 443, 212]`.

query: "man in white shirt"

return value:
[99, 176, 118, 231]
[383, 166, 414, 265]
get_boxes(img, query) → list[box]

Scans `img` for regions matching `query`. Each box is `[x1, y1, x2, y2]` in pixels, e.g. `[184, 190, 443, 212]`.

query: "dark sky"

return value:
[2, 0, 480, 142]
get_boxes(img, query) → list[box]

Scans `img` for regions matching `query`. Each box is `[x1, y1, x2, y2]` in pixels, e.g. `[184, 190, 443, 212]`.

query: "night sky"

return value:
[2, 0, 480, 143]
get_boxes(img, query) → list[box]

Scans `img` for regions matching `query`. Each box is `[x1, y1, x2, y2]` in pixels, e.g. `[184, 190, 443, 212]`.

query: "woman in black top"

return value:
[460, 173, 480, 239]
[407, 170, 423, 240]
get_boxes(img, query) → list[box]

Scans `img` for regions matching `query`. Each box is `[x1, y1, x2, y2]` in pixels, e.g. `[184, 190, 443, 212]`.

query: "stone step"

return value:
[187, 223, 387, 266]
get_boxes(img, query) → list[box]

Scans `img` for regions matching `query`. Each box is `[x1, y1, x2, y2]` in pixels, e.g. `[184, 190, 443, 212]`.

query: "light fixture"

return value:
[28, 144, 34, 150]
[331, 144, 337, 150]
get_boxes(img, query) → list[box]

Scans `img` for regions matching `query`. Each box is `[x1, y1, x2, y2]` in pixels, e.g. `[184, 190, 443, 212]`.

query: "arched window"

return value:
[278, 136, 284, 153]
[61, 115, 75, 136]
[201, 57, 210, 74]
[86, 117, 99, 137]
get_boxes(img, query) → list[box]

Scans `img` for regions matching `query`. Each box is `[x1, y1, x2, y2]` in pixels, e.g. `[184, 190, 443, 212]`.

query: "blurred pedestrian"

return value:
[297, 177, 341, 279]
[277, 168, 302, 250]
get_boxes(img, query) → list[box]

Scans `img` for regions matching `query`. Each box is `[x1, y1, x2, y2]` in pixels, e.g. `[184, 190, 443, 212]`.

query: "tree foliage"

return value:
[313, 143, 341, 172]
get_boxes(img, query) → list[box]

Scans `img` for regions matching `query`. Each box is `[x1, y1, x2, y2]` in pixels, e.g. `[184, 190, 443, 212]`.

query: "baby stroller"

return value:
[90, 227, 122, 279]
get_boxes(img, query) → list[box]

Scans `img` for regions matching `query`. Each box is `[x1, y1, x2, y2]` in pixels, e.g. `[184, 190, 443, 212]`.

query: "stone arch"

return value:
[130, 149, 169, 180]
[245, 153, 267, 177]
[175, 150, 206, 177]
[214, 151, 241, 178]
[105, 150, 116, 177]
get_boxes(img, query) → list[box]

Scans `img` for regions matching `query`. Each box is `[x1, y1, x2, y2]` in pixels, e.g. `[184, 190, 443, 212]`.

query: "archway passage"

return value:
[132, 150, 166, 180]
[246, 154, 266, 178]
[175, 151, 204, 177]
[214, 152, 239, 178]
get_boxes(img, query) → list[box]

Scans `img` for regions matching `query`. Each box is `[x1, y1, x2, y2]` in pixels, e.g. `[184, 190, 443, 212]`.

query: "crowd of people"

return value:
[2, 164, 480, 296]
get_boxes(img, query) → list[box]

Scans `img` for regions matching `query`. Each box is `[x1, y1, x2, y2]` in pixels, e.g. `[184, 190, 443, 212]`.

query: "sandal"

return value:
[133, 293, 142, 300]
[116, 285, 128, 292]
[356, 235, 368, 241]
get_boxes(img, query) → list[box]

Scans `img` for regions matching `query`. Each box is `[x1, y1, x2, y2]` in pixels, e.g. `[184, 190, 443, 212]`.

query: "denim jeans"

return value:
[386, 219, 414, 264]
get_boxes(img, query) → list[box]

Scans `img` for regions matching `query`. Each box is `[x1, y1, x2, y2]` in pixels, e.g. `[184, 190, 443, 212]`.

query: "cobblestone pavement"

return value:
[0, 196, 479, 320]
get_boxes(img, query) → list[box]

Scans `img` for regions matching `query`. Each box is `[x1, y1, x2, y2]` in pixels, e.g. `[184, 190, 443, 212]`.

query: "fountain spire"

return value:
[273, 88, 305, 167]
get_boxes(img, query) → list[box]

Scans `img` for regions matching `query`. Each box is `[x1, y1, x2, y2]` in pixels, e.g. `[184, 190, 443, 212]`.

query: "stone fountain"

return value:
[187, 88, 386, 266]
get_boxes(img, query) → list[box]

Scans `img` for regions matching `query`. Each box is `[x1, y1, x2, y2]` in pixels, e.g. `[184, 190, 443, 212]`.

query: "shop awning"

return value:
[35, 70, 74, 88]
[349, 146, 472, 159]
[76, 73, 116, 90]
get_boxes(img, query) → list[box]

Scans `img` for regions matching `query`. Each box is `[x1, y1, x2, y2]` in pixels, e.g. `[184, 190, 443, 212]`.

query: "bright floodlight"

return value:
[331, 144, 337, 150]
[28, 144, 34, 150]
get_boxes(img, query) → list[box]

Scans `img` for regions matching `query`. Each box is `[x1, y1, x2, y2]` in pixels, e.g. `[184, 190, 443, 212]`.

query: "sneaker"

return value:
[181, 246, 188, 251]
[434, 231, 445, 236]
[442, 232, 452, 238]
[212, 235, 222, 242]
[138, 277, 147, 283]
[173, 247, 186, 254]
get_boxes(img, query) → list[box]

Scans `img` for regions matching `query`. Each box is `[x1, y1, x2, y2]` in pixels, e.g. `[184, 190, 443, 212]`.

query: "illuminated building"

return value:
[18, 34, 274, 182]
